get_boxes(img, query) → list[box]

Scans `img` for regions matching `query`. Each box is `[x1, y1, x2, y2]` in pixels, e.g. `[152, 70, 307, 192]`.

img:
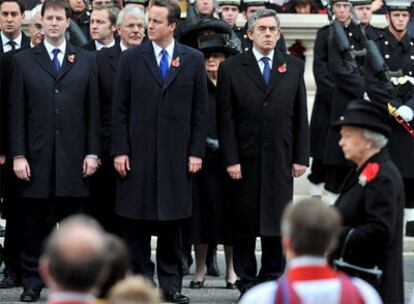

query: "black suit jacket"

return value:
[8, 42, 100, 198]
[217, 49, 309, 236]
[96, 43, 121, 154]
[0, 32, 30, 54]
[0, 42, 31, 155]
[112, 41, 208, 221]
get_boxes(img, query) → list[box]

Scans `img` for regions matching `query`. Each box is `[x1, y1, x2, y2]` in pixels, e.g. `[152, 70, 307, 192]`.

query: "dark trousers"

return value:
[85, 154, 119, 234]
[233, 236, 285, 294]
[308, 158, 327, 185]
[121, 218, 184, 293]
[1, 165, 22, 279]
[19, 197, 83, 290]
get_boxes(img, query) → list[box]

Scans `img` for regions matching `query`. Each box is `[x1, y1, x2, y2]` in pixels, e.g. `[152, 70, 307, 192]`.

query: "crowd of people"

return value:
[0, 0, 413, 303]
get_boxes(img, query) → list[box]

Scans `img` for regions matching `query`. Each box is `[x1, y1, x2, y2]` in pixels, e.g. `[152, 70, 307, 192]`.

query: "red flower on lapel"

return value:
[359, 162, 380, 186]
[67, 54, 76, 63]
[277, 63, 287, 73]
[171, 56, 180, 68]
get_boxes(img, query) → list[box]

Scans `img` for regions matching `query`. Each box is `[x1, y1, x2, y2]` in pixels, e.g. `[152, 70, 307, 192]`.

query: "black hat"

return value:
[199, 33, 240, 56]
[333, 100, 391, 137]
[180, 18, 233, 48]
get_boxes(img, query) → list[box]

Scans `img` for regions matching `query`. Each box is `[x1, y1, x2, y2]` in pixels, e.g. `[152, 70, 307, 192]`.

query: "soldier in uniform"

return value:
[322, 0, 380, 197]
[237, 0, 286, 53]
[366, 0, 414, 236]
[218, 0, 243, 35]
[308, 0, 379, 196]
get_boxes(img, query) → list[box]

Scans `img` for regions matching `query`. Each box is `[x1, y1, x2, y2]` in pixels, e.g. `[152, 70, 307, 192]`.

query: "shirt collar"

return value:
[95, 38, 115, 50]
[120, 41, 128, 52]
[288, 256, 327, 269]
[44, 39, 67, 56]
[252, 46, 274, 63]
[152, 40, 175, 59]
[1, 32, 22, 47]
[48, 291, 95, 302]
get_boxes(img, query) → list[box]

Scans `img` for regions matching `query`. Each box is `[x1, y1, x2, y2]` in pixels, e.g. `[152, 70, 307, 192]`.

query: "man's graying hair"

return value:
[247, 8, 280, 32]
[117, 5, 145, 26]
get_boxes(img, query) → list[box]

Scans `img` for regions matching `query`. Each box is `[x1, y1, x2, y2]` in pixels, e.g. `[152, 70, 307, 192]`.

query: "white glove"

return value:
[396, 105, 414, 122]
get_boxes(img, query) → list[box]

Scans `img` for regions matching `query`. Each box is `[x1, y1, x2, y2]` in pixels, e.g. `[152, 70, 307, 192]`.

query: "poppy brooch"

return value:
[171, 56, 180, 68]
[359, 162, 380, 186]
[67, 54, 76, 63]
[278, 63, 287, 73]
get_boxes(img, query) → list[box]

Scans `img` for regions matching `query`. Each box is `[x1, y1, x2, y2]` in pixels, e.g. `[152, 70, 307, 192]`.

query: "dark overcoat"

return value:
[8, 42, 100, 198]
[333, 149, 404, 304]
[310, 25, 334, 159]
[0, 32, 29, 54]
[216, 49, 309, 237]
[366, 30, 414, 178]
[111, 41, 208, 221]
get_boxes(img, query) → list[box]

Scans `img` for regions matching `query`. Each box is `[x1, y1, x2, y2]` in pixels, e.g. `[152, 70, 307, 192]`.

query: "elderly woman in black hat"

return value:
[331, 100, 404, 303]
[187, 33, 239, 289]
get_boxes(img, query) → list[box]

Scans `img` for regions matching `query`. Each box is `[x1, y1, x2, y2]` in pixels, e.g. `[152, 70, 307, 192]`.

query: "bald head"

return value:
[41, 215, 106, 292]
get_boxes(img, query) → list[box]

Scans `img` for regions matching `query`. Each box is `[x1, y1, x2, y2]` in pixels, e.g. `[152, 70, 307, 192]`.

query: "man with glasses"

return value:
[84, 5, 119, 51]
[87, 6, 145, 234]
[112, 0, 208, 302]
[217, 9, 309, 296]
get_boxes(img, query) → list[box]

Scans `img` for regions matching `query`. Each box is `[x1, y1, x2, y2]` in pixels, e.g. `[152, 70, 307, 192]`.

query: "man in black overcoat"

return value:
[0, 4, 44, 290]
[8, 0, 100, 301]
[111, 0, 208, 302]
[216, 9, 309, 295]
[87, 5, 145, 233]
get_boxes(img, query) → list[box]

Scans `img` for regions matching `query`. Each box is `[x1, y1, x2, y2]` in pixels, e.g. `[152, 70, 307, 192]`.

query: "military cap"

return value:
[331, 0, 350, 4]
[349, 0, 373, 6]
[333, 100, 391, 137]
[217, 0, 241, 6]
[241, 0, 269, 10]
[123, 0, 148, 6]
[385, 0, 413, 11]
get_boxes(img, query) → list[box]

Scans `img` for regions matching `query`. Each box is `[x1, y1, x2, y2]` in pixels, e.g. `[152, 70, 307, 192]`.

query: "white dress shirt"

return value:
[94, 38, 115, 51]
[120, 41, 128, 52]
[152, 40, 175, 67]
[1, 32, 23, 52]
[252, 47, 274, 74]
[43, 39, 67, 66]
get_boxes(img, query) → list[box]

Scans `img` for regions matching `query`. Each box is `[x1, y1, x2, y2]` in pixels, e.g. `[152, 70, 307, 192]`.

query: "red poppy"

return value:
[67, 54, 76, 63]
[278, 64, 287, 73]
[359, 162, 380, 186]
[171, 58, 180, 68]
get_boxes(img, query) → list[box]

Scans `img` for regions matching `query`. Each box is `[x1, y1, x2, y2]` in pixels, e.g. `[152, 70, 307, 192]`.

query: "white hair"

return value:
[29, 4, 42, 24]
[117, 6, 145, 26]
[362, 129, 388, 149]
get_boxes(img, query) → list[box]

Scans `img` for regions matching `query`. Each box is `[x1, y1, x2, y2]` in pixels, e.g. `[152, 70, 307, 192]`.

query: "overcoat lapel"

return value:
[142, 42, 163, 86]
[162, 42, 186, 91]
[264, 49, 286, 99]
[109, 44, 121, 72]
[57, 43, 77, 80]
[34, 43, 58, 78]
[242, 51, 266, 92]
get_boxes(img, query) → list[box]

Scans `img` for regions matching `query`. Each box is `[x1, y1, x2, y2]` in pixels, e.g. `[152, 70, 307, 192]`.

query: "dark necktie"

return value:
[52, 48, 61, 73]
[7, 40, 16, 51]
[261, 57, 271, 85]
[159, 49, 169, 81]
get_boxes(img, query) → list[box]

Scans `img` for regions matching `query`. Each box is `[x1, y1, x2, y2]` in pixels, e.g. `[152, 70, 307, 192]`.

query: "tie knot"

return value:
[52, 48, 60, 57]
[261, 57, 270, 65]
[7, 40, 16, 46]
[161, 49, 168, 57]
